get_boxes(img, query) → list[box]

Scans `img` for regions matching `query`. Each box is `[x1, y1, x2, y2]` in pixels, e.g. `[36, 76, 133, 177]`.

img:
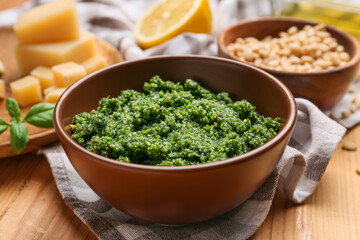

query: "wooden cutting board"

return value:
[0, 27, 122, 158]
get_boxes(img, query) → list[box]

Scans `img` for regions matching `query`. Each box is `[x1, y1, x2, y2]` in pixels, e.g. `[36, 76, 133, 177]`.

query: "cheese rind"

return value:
[44, 88, 66, 103]
[10, 76, 43, 107]
[52, 62, 86, 87]
[81, 56, 108, 74]
[14, 0, 80, 44]
[16, 31, 95, 75]
[30, 66, 55, 90]
[0, 80, 5, 99]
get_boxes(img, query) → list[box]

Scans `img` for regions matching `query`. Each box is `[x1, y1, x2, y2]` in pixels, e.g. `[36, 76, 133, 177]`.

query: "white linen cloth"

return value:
[1, 0, 359, 239]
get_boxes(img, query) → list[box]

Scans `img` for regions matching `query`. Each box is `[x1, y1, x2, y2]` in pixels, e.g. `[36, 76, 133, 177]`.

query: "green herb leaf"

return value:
[23, 103, 55, 128]
[0, 118, 9, 134]
[10, 122, 29, 154]
[5, 98, 22, 122]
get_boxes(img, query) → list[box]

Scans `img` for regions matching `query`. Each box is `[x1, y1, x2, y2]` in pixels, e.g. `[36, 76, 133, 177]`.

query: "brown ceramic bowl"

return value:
[218, 17, 360, 110]
[54, 55, 297, 225]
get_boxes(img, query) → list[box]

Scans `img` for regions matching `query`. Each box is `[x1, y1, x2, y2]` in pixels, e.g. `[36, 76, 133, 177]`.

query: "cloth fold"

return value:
[1, 0, 359, 239]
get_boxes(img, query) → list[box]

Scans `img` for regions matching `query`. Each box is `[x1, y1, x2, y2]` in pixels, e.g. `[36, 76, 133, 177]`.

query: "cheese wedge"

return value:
[16, 31, 95, 75]
[81, 56, 108, 74]
[44, 88, 66, 103]
[30, 66, 55, 90]
[14, 0, 80, 44]
[10, 76, 43, 107]
[52, 62, 86, 87]
[0, 79, 5, 99]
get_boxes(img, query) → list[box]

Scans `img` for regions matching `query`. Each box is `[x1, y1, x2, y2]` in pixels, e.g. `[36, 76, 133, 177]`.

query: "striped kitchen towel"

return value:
[2, 0, 358, 239]
[42, 98, 345, 240]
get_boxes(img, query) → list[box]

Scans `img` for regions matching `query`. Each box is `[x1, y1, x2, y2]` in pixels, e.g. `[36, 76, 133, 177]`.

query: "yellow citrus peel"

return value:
[134, 0, 212, 49]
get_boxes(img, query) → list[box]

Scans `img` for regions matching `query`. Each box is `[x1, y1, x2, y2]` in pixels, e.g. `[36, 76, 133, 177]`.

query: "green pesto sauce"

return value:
[70, 76, 280, 166]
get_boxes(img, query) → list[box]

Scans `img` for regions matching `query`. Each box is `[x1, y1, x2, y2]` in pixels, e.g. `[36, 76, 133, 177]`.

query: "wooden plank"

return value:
[251, 126, 360, 240]
[0, 152, 97, 240]
[0, 153, 43, 223]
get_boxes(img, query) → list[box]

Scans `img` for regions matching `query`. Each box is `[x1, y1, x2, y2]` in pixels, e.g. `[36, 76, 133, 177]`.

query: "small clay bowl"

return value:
[218, 17, 360, 110]
[54, 55, 297, 225]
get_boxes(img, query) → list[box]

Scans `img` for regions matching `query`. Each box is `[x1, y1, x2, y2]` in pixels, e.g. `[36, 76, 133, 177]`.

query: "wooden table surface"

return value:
[1, 1, 360, 240]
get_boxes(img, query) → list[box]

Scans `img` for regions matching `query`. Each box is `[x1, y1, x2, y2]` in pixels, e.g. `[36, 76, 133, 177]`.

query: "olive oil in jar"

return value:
[277, 0, 360, 41]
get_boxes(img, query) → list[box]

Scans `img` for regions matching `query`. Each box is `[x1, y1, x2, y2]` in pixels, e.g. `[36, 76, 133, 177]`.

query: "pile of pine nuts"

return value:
[226, 24, 351, 72]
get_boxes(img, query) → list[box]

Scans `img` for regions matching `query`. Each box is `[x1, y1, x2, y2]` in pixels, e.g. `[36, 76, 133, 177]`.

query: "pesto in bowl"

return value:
[70, 76, 280, 166]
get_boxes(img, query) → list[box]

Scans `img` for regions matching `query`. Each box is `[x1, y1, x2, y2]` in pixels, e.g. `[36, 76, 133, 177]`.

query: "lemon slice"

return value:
[134, 0, 212, 49]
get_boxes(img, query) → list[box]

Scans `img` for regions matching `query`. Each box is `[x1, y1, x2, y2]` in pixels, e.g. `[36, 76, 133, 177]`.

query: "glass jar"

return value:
[270, 0, 360, 41]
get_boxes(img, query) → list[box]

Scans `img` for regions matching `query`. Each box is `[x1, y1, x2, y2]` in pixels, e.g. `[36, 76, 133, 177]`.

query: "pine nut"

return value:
[342, 140, 357, 151]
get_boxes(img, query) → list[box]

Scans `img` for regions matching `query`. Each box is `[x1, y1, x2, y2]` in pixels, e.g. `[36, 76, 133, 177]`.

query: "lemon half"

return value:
[134, 0, 212, 49]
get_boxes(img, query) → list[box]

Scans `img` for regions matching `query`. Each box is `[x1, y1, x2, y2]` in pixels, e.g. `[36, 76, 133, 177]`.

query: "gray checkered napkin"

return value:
[43, 98, 345, 240]
[3, 0, 359, 239]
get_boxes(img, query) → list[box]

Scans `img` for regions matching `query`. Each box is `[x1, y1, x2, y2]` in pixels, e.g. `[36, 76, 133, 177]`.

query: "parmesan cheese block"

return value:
[44, 88, 66, 103]
[30, 66, 55, 90]
[16, 31, 95, 75]
[10, 76, 43, 107]
[52, 62, 86, 87]
[81, 56, 108, 74]
[43, 85, 56, 96]
[14, 0, 80, 44]
[0, 79, 5, 99]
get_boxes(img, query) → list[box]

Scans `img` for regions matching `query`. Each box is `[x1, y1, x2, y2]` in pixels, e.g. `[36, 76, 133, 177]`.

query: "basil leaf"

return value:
[24, 103, 55, 128]
[5, 98, 21, 122]
[0, 118, 9, 134]
[10, 122, 29, 154]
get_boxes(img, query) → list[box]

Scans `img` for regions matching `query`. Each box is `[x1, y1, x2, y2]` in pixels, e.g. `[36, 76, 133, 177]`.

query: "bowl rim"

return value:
[218, 16, 360, 76]
[54, 55, 297, 173]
